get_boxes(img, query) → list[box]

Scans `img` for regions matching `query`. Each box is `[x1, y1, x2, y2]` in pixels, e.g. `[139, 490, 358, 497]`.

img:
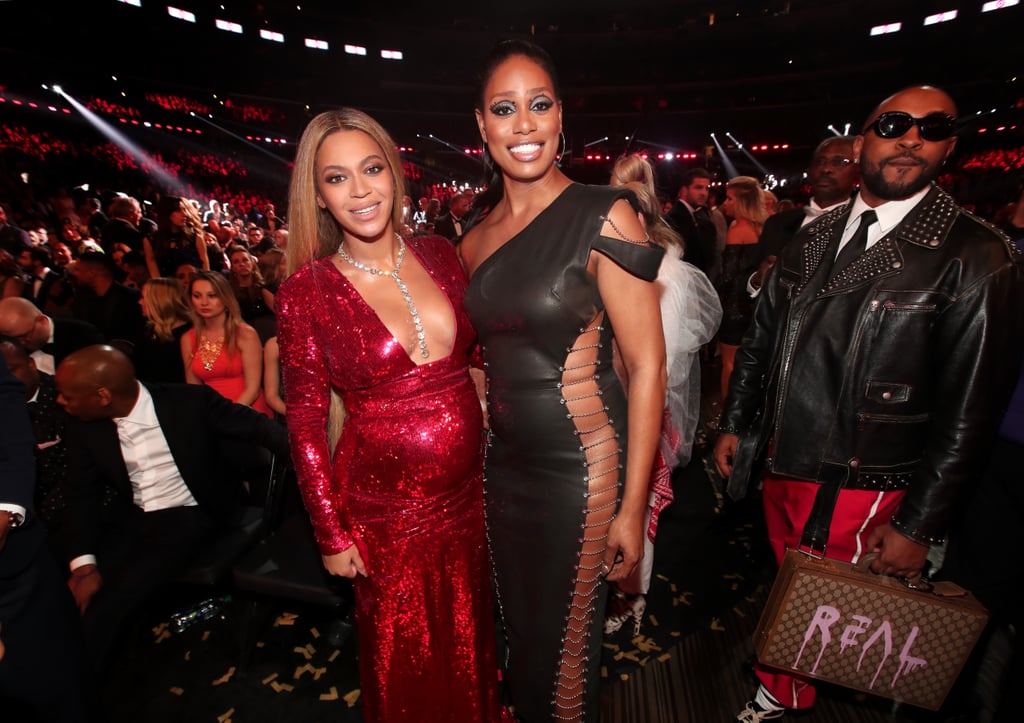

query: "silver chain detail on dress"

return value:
[336, 234, 429, 359]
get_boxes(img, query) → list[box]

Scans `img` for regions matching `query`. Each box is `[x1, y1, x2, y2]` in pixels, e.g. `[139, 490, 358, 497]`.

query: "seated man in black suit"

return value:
[55, 345, 291, 669]
[0, 355, 91, 722]
[0, 297, 105, 375]
[69, 252, 146, 353]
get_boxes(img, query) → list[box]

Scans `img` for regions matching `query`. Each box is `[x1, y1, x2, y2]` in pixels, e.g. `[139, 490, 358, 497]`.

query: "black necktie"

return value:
[832, 209, 877, 277]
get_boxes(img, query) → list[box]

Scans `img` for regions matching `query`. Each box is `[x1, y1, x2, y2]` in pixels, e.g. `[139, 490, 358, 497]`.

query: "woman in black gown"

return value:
[460, 40, 667, 723]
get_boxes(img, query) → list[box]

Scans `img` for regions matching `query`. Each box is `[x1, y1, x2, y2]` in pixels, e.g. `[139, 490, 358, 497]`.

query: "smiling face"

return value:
[476, 54, 563, 184]
[855, 86, 958, 205]
[315, 129, 396, 245]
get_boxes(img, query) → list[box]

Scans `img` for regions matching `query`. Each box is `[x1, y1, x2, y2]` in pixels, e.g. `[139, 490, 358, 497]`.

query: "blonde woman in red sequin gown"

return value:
[275, 108, 503, 723]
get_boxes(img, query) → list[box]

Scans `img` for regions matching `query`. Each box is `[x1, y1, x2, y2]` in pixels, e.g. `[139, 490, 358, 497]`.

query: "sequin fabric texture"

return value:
[465, 185, 662, 723]
[276, 235, 501, 723]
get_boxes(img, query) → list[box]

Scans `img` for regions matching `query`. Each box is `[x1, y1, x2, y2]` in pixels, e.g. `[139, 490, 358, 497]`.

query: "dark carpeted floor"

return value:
[59, 360, 1000, 722]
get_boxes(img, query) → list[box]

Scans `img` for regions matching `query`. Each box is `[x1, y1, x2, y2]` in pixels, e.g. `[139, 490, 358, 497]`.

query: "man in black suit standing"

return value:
[433, 192, 473, 244]
[0, 355, 91, 722]
[55, 345, 290, 669]
[665, 168, 718, 276]
[0, 297, 105, 375]
[749, 136, 860, 294]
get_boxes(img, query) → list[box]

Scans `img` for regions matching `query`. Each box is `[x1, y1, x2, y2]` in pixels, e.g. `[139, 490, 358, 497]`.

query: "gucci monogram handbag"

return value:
[753, 478, 988, 711]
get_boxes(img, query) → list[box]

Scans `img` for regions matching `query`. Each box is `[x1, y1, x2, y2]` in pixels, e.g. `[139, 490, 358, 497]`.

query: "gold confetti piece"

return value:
[212, 667, 236, 686]
[711, 618, 726, 632]
[328, 649, 341, 662]
[155, 630, 172, 644]
[202, 631, 211, 641]
[733, 607, 746, 618]
[648, 614, 659, 627]
[313, 667, 327, 680]
[656, 574, 669, 582]
[600, 666, 608, 678]
[270, 681, 295, 693]
[657, 653, 672, 663]
[310, 627, 321, 639]
[275, 612, 298, 627]
[638, 657, 649, 666]
[261, 673, 279, 685]
[294, 663, 316, 680]
[256, 641, 265, 648]
[670, 631, 681, 637]
[343, 688, 361, 708]
[602, 643, 620, 651]
[152, 623, 168, 636]
[169, 687, 184, 696]
[675, 592, 693, 606]
[745, 595, 758, 603]
[217, 709, 235, 723]
[184, 651, 191, 661]
[723, 573, 745, 580]
[619, 673, 629, 681]
[613, 651, 625, 661]
[319, 687, 339, 701]
[669, 583, 677, 593]
[293, 646, 313, 660]
[731, 583, 739, 591]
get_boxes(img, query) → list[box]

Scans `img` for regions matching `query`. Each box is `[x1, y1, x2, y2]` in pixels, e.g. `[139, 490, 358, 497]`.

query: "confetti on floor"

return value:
[211, 667, 236, 686]
[343, 688, 361, 708]
[294, 663, 316, 680]
[293, 645, 313, 660]
[275, 612, 298, 627]
[657, 653, 672, 663]
[261, 672, 278, 685]
[169, 687, 184, 696]
[710, 618, 726, 631]
[270, 681, 295, 693]
[328, 649, 341, 662]
[217, 708, 234, 722]
[319, 686, 339, 701]
[648, 614, 659, 627]
[310, 627, 321, 639]
[155, 629, 172, 644]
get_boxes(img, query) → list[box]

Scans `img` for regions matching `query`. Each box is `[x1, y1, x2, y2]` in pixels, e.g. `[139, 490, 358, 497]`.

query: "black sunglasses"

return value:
[865, 111, 957, 142]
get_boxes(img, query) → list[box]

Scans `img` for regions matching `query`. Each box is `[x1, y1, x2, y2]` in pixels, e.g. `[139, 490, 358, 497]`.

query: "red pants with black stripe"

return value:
[755, 475, 906, 709]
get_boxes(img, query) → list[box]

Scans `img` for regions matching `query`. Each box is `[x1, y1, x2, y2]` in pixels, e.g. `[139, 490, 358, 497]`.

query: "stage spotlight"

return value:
[52, 85, 64, 95]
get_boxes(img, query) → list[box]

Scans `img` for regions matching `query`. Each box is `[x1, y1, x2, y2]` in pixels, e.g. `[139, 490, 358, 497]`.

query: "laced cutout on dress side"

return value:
[552, 311, 622, 721]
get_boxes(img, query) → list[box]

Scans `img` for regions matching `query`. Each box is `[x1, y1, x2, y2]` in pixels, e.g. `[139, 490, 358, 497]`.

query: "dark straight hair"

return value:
[467, 39, 562, 228]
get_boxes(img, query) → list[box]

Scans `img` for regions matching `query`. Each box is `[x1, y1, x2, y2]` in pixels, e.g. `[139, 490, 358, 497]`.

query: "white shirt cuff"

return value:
[0, 503, 27, 527]
[71, 554, 98, 571]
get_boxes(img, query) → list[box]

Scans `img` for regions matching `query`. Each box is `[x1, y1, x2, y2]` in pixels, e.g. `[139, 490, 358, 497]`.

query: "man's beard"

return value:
[860, 153, 939, 201]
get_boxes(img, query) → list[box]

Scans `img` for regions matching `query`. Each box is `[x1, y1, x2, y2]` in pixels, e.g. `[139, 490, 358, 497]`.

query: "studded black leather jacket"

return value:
[720, 186, 1024, 545]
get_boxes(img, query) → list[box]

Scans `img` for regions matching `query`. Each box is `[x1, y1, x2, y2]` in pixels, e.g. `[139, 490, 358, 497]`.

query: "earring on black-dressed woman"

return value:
[556, 131, 567, 164]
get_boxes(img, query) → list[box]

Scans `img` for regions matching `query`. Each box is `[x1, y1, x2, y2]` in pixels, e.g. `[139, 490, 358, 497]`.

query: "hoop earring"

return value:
[556, 131, 567, 164]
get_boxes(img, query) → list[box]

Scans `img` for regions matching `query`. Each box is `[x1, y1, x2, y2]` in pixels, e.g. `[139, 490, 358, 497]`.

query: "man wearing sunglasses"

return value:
[714, 85, 1024, 721]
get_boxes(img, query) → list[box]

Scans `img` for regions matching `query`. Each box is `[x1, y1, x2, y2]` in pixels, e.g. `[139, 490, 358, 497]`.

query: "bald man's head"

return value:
[55, 344, 139, 420]
[0, 297, 49, 351]
[855, 85, 959, 205]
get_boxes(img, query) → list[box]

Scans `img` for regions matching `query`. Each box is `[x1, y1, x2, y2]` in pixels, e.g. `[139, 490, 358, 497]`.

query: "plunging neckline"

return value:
[323, 241, 457, 368]
[468, 183, 579, 280]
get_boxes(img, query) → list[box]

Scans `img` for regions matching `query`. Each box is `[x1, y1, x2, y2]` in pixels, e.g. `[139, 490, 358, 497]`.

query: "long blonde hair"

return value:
[726, 176, 769, 234]
[286, 108, 407, 276]
[188, 270, 243, 354]
[610, 155, 683, 252]
[142, 277, 191, 342]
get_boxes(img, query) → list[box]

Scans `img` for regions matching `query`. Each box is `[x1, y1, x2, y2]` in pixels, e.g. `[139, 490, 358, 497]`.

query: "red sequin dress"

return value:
[276, 236, 502, 723]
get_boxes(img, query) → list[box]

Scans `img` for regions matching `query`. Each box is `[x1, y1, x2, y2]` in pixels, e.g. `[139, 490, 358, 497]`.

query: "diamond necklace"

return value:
[336, 234, 429, 359]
